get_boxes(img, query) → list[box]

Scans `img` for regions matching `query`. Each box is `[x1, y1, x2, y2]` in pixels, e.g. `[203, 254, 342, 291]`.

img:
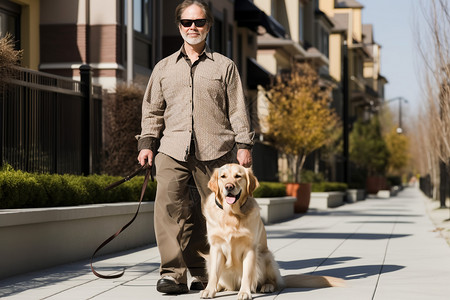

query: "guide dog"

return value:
[200, 163, 344, 299]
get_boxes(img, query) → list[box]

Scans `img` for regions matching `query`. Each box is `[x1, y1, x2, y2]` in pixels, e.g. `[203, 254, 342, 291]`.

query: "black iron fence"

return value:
[0, 65, 102, 175]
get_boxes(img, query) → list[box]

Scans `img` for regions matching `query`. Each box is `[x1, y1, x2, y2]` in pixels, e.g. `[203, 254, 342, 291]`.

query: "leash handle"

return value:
[90, 163, 152, 279]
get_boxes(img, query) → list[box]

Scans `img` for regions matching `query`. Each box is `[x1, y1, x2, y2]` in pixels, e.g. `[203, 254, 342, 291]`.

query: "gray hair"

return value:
[175, 0, 214, 26]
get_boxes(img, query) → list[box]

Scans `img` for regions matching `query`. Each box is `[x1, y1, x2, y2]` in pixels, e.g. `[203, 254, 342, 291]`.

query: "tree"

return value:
[349, 117, 389, 176]
[414, 0, 450, 202]
[266, 63, 340, 183]
[385, 127, 410, 175]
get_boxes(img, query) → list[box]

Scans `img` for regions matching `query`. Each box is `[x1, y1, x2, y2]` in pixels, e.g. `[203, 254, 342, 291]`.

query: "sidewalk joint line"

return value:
[371, 216, 398, 300]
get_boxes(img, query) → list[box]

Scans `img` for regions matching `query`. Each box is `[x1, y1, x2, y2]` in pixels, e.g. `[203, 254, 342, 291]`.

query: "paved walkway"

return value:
[2, 187, 450, 300]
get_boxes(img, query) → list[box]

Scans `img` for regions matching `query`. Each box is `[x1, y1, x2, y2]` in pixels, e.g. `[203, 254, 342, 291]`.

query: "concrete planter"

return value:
[0, 202, 155, 280]
[310, 192, 345, 210]
[256, 196, 296, 224]
[346, 189, 366, 203]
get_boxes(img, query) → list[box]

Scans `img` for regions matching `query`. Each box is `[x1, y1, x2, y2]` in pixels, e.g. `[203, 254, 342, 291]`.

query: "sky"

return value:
[357, 0, 431, 117]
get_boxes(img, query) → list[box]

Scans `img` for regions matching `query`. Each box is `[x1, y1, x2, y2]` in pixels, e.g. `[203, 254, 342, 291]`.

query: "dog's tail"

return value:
[282, 274, 345, 289]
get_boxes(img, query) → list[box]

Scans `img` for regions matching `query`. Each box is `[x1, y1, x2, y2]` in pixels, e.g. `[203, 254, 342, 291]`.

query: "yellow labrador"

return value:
[200, 164, 344, 299]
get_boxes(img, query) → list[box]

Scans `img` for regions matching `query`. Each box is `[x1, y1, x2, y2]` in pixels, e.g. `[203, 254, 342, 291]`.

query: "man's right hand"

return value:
[138, 149, 154, 167]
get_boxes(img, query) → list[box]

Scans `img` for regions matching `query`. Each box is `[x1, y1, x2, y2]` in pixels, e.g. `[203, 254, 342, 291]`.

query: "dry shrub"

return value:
[0, 33, 22, 86]
[103, 83, 145, 176]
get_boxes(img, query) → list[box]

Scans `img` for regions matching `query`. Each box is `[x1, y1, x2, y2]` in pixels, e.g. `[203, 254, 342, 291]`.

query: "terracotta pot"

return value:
[286, 182, 311, 213]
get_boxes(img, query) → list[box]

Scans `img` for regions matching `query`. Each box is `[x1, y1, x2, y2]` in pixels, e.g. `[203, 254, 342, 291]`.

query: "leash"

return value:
[90, 162, 153, 279]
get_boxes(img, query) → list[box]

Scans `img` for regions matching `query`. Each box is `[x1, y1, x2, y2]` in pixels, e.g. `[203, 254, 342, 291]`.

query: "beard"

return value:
[180, 29, 208, 45]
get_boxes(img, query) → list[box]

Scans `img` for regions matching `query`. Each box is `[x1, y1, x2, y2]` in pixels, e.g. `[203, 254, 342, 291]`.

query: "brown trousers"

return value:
[154, 150, 236, 284]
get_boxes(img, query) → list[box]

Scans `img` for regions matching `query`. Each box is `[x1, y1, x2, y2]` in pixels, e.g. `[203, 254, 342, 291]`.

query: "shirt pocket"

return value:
[196, 73, 225, 101]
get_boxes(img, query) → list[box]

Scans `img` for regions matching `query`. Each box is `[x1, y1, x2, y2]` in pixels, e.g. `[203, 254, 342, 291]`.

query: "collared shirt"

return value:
[136, 44, 254, 162]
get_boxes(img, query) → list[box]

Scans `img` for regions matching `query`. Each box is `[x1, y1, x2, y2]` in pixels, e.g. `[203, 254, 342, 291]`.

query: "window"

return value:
[0, 2, 21, 48]
[299, 3, 304, 43]
[123, 0, 153, 69]
[124, 0, 152, 37]
[320, 27, 329, 57]
[211, 18, 224, 54]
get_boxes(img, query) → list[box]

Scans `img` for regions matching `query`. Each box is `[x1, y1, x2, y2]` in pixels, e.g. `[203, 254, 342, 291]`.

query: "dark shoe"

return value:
[190, 276, 208, 291]
[156, 276, 188, 294]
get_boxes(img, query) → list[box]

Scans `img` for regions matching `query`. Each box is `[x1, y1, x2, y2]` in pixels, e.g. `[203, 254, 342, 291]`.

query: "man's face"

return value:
[179, 4, 210, 46]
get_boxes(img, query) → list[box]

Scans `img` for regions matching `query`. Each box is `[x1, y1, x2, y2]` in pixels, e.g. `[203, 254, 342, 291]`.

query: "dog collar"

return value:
[215, 198, 224, 210]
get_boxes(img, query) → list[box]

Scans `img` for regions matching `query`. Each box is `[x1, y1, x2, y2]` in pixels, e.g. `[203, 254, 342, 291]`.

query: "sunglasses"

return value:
[179, 19, 207, 27]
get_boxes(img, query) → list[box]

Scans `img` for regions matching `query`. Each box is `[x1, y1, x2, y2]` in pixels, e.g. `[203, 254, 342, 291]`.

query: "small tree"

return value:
[266, 63, 340, 183]
[349, 117, 389, 176]
[385, 127, 410, 176]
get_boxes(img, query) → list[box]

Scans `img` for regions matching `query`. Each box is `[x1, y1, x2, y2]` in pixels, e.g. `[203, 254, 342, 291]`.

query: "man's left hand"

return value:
[237, 149, 252, 168]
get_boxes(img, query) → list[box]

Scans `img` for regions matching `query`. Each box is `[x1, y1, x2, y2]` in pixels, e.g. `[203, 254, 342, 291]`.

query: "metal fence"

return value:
[0, 66, 102, 175]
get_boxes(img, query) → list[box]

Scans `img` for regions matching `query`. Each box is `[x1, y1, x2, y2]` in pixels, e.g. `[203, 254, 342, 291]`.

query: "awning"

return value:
[235, 0, 286, 39]
[246, 57, 273, 89]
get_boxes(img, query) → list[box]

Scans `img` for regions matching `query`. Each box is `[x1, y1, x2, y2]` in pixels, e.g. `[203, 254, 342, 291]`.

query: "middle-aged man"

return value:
[136, 0, 254, 295]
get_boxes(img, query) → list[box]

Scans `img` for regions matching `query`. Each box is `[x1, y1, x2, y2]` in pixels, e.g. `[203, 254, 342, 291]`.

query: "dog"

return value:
[200, 163, 344, 299]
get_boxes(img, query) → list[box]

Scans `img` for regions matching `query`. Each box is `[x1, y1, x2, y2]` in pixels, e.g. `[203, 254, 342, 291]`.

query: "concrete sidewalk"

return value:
[2, 187, 450, 299]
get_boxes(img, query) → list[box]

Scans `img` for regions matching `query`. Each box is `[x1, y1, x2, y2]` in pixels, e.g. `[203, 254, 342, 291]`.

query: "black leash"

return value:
[90, 162, 153, 279]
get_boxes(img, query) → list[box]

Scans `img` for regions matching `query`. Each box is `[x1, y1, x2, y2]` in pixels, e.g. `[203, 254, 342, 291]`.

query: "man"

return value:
[136, 0, 254, 295]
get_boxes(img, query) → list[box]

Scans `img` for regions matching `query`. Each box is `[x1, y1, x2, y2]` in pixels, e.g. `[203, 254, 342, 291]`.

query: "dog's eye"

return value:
[220, 174, 226, 178]
[235, 174, 242, 178]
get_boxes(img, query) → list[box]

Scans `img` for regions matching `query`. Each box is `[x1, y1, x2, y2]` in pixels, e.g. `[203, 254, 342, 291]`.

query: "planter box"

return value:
[346, 189, 366, 203]
[377, 190, 391, 198]
[310, 192, 345, 210]
[256, 196, 296, 224]
[0, 202, 155, 280]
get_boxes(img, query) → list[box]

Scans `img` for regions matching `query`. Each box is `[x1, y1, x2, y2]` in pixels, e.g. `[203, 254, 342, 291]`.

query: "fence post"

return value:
[80, 65, 93, 175]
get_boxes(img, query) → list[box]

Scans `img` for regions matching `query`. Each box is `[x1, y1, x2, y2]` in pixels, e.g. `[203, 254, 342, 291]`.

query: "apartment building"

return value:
[1, 0, 386, 182]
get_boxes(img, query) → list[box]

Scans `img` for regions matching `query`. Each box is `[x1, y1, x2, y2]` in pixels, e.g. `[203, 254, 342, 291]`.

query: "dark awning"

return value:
[235, 0, 286, 39]
[247, 57, 273, 89]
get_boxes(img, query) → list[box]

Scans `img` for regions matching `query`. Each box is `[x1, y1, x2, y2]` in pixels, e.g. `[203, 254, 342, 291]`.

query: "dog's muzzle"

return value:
[225, 190, 242, 205]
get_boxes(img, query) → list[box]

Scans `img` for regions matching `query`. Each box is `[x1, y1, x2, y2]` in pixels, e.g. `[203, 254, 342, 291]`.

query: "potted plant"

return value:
[265, 63, 340, 213]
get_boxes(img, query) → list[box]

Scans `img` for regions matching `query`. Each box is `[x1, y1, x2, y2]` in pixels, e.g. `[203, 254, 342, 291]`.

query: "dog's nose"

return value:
[225, 183, 234, 191]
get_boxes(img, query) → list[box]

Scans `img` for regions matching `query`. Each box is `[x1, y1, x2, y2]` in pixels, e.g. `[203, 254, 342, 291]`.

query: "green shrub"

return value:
[253, 182, 287, 198]
[0, 166, 156, 209]
[311, 182, 348, 192]
[300, 170, 324, 183]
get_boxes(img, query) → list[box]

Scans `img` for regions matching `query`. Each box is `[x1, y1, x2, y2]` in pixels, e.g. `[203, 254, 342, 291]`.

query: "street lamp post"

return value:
[386, 96, 408, 134]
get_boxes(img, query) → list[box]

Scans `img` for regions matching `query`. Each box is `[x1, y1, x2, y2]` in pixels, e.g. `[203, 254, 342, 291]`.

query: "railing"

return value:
[0, 65, 102, 175]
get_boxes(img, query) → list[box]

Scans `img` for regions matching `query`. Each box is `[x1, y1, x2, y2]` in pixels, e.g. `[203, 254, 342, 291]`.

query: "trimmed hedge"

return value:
[311, 182, 348, 192]
[0, 166, 156, 209]
[253, 182, 287, 198]
[0, 166, 290, 208]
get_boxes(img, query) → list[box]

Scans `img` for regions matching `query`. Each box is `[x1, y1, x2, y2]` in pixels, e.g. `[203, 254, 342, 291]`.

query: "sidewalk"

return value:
[1, 187, 450, 299]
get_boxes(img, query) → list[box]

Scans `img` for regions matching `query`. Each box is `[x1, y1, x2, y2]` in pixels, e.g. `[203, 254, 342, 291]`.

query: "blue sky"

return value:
[357, 0, 428, 115]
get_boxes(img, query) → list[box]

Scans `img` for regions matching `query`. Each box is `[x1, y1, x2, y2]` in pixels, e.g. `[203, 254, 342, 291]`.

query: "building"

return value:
[1, 0, 387, 183]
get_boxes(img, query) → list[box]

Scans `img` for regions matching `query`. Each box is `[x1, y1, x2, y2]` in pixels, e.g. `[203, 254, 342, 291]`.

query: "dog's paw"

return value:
[237, 291, 252, 300]
[260, 283, 275, 293]
[200, 288, 216, 299]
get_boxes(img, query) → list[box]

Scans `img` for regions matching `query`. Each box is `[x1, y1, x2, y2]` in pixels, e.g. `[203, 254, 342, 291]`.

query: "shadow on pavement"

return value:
[267, 230, 410, 240]
[278, 256, 360, 270]
[311, 264, 405, 280]
[0, 261, 160, 298]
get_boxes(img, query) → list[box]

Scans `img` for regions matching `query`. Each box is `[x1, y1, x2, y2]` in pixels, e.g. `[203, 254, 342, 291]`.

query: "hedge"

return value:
[0, 166, 156, 209]
[0, 166, 290, 209]
[253, 182, 287, 198]
[311, 182, 348, 192]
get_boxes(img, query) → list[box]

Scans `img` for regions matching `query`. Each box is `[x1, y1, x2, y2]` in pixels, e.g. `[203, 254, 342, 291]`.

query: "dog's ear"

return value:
[246, 168, 259, 196]
[208, 168, 220, 195]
